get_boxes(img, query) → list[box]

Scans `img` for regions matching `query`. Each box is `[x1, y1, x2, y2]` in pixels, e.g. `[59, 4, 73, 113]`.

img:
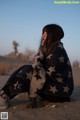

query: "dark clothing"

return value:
[38, 93, 70, 102]
[30, 42, 74, 98]
[2, 42, 74, 102]
[2, 65, 32, 99]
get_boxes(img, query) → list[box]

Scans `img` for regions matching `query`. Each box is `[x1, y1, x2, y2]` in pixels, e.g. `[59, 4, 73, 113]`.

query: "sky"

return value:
[0, 0, 80, 62]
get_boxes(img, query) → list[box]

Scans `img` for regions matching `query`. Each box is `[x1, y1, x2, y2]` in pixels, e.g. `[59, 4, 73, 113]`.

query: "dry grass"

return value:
[0, 62, 21, 75]
[0, 51, 35, 75]
[0, 60, 31, 75]
[0, 62, 12, 75]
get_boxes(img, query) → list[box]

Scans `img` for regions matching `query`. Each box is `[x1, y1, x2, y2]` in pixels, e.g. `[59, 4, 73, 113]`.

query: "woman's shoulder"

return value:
[47, 42, 64, 55]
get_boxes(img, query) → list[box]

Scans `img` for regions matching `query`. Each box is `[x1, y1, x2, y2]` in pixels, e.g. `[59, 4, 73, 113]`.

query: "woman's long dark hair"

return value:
[40, 24, 64, 56]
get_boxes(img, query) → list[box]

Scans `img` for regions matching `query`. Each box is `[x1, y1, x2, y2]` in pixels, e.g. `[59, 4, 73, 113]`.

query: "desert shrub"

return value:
[0, 61, 27, 75]
[0, 62, 11, 75]
[0, 62, 21, 75]
[0, 49, 36, 75]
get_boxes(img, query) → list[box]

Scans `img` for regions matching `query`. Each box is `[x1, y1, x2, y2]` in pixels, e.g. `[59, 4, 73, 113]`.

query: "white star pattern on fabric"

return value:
[0, 90, 4, 96]
[14, 81, 22, 89]
[14, 81, 18, 89]
[63, 86, 69, 93]
[68, 71, 72, 78]
[47, 66, 55, 76]
[26, 72, 32, 80]
[58, 44, 63, 49]
[39, 69, 46, 81]
[30, 71, 45, 97]
[47, 54, 53, 59]
[32, 61, 42, 68]
[33, 72, 42, 81]
[59, 55, 65, 63]
[49, 86, 58, 94]
[17, 84, 22, 89]
[67, 60, 71, 66]
[35, 55, 40, 60]
[56, 77, 63, 83]
[32, 50, 44, 68]
[37, 50, 44, 60]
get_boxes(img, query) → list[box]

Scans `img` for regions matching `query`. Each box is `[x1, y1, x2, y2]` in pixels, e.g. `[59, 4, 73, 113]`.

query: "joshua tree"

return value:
[13, 40, 19, 55]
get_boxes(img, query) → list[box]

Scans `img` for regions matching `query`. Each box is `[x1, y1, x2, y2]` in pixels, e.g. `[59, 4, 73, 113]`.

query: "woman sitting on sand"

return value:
[0, 24, 74, 109]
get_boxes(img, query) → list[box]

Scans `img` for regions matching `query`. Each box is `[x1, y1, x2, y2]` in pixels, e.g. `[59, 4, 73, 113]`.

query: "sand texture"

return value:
[0, 67, 80, 120]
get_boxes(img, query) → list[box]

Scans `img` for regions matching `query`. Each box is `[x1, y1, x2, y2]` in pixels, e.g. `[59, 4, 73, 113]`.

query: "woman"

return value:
[0, 24, 74, 109]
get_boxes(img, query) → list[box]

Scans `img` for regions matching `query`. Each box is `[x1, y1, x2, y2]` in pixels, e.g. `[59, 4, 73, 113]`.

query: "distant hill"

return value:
[0, 52, 30, 64]
[0, 51, 36, 64]
[0, 55, 17, 63]
[4, 52, 18, 58]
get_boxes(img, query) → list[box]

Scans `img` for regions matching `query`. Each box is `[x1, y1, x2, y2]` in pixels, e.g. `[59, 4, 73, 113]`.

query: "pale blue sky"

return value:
[0, 0, 80, 62]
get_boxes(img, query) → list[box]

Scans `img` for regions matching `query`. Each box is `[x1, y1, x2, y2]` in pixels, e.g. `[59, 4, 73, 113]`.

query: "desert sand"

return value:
[0, 67, 80, 120]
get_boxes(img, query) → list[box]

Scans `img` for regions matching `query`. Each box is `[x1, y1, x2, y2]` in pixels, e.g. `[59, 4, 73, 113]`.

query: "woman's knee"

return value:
[21, 65, 33, 74]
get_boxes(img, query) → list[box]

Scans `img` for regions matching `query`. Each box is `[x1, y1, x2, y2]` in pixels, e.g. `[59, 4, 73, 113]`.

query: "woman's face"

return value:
[41, 31, 47, 45]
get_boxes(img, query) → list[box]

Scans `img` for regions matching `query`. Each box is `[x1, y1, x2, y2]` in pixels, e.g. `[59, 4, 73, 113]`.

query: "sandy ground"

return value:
[0, 67, 80, 120]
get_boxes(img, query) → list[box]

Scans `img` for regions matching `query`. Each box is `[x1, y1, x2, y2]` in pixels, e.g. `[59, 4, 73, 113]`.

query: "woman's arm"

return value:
[29, 48, 46, 97]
